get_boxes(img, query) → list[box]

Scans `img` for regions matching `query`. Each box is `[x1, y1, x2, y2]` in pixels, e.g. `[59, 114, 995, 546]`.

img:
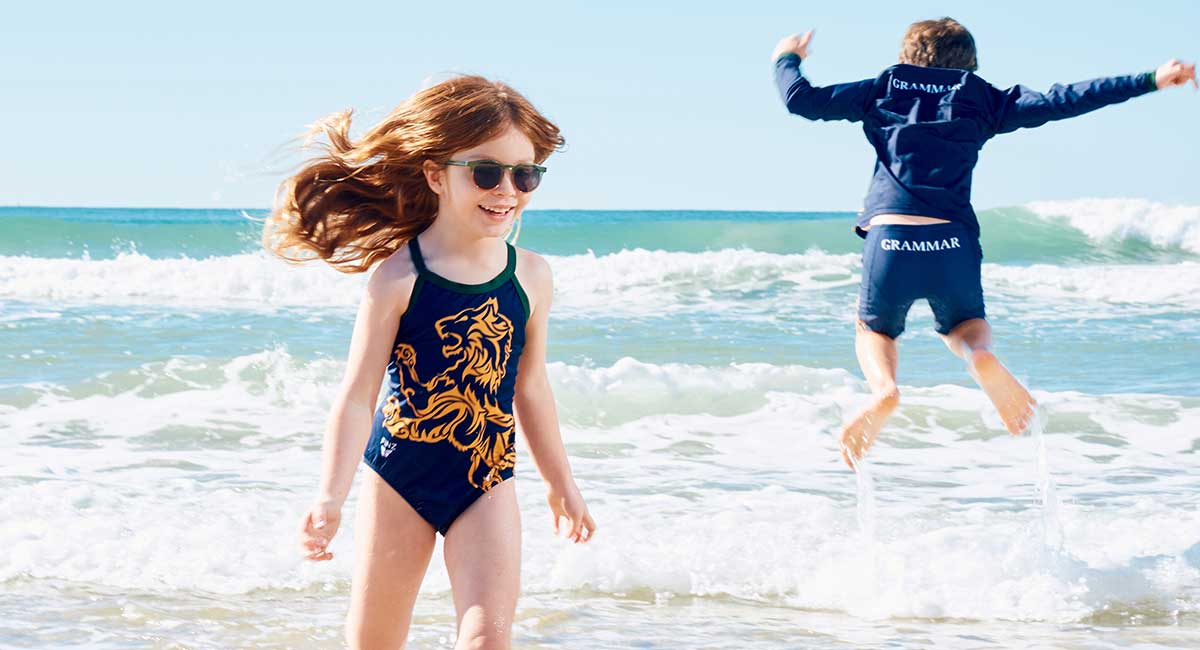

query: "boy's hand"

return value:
[772, 31, 814, 62]
[1155, 59, 1198, 90]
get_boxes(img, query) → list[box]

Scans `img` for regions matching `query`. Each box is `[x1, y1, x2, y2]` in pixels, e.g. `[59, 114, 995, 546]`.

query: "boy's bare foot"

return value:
[968, 350, 1036, 435]
[839, 390, 899, 470]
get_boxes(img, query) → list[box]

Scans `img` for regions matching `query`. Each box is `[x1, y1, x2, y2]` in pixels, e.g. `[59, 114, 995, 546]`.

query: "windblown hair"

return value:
[264, 76, 564, 273]
[899, 17, 978, 71]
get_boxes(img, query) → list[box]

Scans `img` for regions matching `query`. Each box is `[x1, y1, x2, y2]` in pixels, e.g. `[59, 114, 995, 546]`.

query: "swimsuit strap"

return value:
[408, 236, 517, 290]
[503, 242, 516, 279]
[408, 237, 429, 275]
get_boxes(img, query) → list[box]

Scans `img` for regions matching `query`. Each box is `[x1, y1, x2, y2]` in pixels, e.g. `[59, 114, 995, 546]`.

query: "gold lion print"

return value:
[381, 297, 516, 490]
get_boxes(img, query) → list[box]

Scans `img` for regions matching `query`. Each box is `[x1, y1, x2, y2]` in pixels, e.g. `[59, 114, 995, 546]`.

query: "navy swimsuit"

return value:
[363, 237, 530, 535]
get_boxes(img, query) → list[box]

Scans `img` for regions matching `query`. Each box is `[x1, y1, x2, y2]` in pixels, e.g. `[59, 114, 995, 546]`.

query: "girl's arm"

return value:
[514, 251, 596, 543]
[299, 252, 414, 561]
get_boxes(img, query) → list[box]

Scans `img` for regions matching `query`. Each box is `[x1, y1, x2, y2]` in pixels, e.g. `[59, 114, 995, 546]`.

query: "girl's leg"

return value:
[346, 470, 438, 650]
[941, 318, 1035, 434]
[839, 321, 901, 469]
[443, 479, 521, 650]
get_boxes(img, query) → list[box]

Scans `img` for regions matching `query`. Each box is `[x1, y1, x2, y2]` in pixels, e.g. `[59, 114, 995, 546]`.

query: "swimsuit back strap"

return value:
[504, 242, 516, 278]
[409, 237, 428, 275]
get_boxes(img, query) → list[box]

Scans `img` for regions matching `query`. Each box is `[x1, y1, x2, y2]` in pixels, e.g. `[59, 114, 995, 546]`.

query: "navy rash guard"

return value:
[774, 53, 1157, 237]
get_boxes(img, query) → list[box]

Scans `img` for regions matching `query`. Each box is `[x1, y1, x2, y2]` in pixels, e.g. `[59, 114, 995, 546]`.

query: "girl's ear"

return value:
[422, 160, 446, 196]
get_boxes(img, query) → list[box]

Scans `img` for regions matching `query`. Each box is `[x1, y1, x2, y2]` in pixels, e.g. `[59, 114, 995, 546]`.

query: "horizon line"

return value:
[0, 204, 863, 214]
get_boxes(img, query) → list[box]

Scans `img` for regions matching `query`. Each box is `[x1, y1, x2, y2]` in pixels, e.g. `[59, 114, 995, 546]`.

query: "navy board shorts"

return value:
[857, 222, 985, 338]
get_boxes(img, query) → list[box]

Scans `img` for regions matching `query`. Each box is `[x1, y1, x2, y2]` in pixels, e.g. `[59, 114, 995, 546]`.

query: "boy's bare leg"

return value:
[840, 321, 901, 470]
[941, 318, 1035, 435]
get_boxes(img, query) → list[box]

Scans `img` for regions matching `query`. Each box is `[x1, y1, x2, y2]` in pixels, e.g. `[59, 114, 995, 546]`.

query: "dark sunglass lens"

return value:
[471, 163, 503, 190]
[512, 165, 542, 192]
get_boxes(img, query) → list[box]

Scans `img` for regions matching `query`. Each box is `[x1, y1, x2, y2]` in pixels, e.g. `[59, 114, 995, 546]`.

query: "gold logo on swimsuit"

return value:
[380, 297, 516, 491]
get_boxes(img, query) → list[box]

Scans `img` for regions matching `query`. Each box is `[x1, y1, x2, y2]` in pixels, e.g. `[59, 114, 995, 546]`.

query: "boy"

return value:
[771, 18, 1196, 469]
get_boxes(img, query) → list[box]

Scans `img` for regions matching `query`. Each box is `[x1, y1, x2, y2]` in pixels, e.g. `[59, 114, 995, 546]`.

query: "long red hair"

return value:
[263, 76, 564, 273]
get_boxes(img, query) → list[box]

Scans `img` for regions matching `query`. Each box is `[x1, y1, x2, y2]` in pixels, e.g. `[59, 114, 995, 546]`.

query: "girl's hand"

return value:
[772, 30, 814, 62]
[1156, 59, 1198, 90]
[298, 500, 342, 561]
[547, 483, 596, 543]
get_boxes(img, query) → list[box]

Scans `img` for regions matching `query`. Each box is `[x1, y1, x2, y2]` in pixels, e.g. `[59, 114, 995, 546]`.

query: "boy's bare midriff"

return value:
[866, 213, 952, 228]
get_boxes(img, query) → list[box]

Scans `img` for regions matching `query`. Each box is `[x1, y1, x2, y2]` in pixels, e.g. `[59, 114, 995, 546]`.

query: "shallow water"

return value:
[2, 200, 1198, 648]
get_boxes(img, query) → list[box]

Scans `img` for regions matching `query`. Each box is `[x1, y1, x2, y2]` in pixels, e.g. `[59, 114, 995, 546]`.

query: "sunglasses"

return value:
[444, 159, 546, 193]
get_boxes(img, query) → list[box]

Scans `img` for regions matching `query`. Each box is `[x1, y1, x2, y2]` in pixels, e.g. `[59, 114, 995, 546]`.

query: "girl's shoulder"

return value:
[513, 245, 552, 285]
[362, 243, 420, 313]
[513, 245, 553, 317]
[374, 243, 419, 280]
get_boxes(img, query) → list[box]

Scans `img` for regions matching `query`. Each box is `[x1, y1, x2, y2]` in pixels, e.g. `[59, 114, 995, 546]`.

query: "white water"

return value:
[3, 351, 1198, 627]
[4, 250, 1200, 319]
[1029, 198, 1200, 254]
[5, 200, 1199, 648]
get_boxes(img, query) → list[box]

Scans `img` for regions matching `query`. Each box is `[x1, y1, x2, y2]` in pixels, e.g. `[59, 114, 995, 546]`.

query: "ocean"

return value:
[2, 200, 1198, 649]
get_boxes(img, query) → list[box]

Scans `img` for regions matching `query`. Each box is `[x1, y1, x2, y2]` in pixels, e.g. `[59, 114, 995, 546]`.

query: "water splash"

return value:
[1028, 405, 1064, 551]
[853, 457, 878, 541]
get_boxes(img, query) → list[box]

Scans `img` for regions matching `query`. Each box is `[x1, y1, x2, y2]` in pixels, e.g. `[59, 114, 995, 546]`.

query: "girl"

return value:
[266, 75, 596, 649]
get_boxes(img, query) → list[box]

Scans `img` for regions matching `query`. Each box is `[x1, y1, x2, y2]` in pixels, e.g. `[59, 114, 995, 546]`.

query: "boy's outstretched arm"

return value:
[994, 59, 1196, 134]
[773, 31, 876, 122]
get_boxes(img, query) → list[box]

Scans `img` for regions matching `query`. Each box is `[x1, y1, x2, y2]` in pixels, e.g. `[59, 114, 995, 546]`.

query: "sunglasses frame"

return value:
[443, 159, 547, 192]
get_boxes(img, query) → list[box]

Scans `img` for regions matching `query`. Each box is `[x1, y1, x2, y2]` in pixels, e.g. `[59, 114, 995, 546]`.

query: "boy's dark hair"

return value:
[899, 17, 978, 71]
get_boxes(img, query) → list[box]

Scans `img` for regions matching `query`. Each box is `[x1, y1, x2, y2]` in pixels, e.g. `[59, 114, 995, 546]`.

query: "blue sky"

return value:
[2, 0, 1196, 211]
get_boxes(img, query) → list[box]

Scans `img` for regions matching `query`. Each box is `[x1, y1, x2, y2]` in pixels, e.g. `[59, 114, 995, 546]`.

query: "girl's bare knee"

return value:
[455, 628, 511, 650]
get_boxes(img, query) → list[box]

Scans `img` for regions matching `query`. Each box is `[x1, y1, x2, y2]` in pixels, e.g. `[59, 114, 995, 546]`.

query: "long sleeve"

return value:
[992, 72, 1157, 134]
[774, 53, 876, 123]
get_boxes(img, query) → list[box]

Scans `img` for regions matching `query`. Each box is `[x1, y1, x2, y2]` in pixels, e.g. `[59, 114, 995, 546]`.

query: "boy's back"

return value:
[775, 53, 1157, 236]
